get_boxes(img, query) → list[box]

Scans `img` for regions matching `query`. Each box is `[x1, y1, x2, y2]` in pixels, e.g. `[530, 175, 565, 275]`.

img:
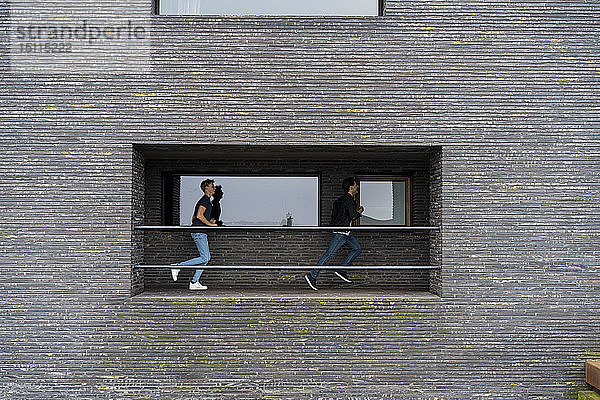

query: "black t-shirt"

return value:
[210, 201, 222, 224]
[191, 195, 212, 233]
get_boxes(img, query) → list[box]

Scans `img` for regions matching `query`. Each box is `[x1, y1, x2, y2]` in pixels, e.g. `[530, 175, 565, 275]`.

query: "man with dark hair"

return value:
[210, 185, 224, 226]
[305, 176, 364, 291]
[171, 178, 218, 290]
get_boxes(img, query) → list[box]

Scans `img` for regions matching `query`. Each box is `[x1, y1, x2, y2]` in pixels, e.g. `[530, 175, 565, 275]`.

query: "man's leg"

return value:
[175, 233, 210, 289]
[190, 233, 210, 283]
[310, 233, 346, 279]
[333, 234, 361, 283]
[173, 232, 205, 281]
[342, 233, 361, 266]
[306, 233, 346, 290]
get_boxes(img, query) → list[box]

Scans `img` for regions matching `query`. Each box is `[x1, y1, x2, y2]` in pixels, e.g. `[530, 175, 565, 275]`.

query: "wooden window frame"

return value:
[171, 173, 322, 227]
[355, 176, 411, 227]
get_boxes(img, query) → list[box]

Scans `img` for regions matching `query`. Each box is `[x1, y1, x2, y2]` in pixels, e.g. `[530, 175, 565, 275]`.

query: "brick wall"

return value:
[429, 148, 443, 295]
[132, 146, 146, 295]
[1, 0, 599, 398]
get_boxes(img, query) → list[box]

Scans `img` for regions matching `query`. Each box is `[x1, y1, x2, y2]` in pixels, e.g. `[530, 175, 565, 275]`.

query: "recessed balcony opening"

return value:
[132, 144, 442, 298]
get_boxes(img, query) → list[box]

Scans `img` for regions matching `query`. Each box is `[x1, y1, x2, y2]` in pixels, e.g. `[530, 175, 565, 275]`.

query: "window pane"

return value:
[359, 180, 406, 225]
[180, 176, 319, 226]
[159, 0, 379, 16]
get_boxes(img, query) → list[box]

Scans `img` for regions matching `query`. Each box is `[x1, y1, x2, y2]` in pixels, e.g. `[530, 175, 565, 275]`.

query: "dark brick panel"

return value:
[138, 151, 434, 289]
[141, 230, 431, 288]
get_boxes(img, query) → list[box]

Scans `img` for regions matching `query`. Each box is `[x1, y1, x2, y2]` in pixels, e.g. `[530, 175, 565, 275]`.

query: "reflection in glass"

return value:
[180, 176, 319, 226]
[359, 180, 406, 225]
[159, 0, 379, 16]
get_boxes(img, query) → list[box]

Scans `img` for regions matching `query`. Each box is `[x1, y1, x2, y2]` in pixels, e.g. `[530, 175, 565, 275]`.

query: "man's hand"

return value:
[358, 206, 364, 213]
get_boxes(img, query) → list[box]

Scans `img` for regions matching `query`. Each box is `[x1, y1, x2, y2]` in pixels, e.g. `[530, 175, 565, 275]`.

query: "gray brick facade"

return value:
[1, 0, 599, 399]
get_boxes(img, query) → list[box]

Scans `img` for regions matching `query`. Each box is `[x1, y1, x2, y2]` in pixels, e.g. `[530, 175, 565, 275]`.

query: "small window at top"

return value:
[157, 0, 382, 16]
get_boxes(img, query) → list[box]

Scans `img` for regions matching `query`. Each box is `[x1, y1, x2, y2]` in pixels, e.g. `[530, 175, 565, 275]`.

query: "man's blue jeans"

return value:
[179, 232, 210, 283]
[310, 232, 361, 279]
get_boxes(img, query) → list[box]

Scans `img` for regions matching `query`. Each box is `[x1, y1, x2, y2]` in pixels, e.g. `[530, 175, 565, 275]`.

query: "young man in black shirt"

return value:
[171, 179, 218, 290]
[305, 177, 364, 291]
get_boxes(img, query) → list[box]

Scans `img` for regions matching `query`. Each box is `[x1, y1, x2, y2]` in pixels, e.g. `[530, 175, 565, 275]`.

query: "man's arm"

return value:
[196, 206, 218, 227]
[347, 198, 363, 221]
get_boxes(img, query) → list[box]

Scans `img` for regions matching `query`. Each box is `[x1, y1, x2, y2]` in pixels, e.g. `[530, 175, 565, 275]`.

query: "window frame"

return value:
[355, 176, 412, 227]
[169, 173, 322, 227]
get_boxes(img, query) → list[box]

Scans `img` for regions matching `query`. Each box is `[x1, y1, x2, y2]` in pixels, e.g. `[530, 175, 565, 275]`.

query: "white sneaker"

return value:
[334, 270, 352, 283]
[189, 281, 208, 291]
[170, 266, 180, 282]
